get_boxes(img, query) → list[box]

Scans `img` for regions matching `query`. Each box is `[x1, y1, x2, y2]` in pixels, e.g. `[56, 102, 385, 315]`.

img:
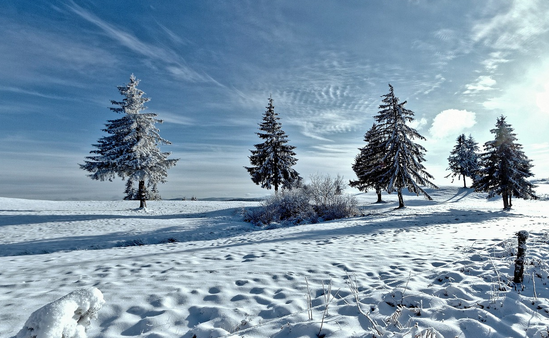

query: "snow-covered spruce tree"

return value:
[80, 75, 178, 208]
[445, 134, 480, 188]
[350, 123, 388, 203]
[245, 96, 301, 193]
[473, 115, 536, 209]
[373, 84, 437, 208]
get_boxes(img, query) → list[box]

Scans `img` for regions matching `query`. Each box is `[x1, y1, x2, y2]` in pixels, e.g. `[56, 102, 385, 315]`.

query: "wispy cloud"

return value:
[156, 22, 192, 46]
[481, 51, 511, 72]
[0, 85, 80, 101]
[0, 21, 116, 83]
[471, 0, 549, 51]
[225, 49, 387, 142]
[67, 2, 218, 84]
[309, 144, 360, 154]
[412, 74, 446, 96]
[412, 28, 471, 69]
[156, 111, 195, 126]
[461, 1, 549, 97]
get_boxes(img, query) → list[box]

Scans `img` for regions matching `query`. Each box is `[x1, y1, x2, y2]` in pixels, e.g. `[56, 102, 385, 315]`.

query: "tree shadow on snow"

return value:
[0, 198, 515, 258]
[110, 207, 516, 260]
[0, 207, 240, 227]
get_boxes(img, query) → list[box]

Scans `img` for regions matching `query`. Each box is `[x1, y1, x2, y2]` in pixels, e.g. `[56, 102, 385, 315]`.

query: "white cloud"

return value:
[463, 76, 496, 95]
[409, 117, 428, 130]
[429, 109, 477, 139]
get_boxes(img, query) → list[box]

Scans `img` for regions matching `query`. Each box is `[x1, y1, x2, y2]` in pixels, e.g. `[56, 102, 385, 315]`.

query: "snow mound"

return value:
[15, 288, 104, 338]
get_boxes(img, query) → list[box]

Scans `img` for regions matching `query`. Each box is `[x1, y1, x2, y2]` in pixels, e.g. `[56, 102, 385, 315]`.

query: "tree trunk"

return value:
[376, 190, 383, 203]
[502, 191, 509, 209]
[463, 176, 467, 188]
[397, 189, 405, 208]
[509, 194, 512, 208]
[138, 180, 147, 209]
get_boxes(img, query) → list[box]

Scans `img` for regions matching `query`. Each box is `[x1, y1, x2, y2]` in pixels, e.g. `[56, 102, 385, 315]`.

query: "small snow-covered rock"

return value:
[16, 287, 105, 338]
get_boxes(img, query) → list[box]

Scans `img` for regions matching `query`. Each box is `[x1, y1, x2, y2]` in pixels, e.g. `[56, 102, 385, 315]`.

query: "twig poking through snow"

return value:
[344, 273, 383, 336]
[318, 279, 338, 338]
[305, 277, 313, 321]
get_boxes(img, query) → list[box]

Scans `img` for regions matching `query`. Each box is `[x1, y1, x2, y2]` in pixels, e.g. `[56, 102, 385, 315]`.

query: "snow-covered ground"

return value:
[1, 184, 548, 338]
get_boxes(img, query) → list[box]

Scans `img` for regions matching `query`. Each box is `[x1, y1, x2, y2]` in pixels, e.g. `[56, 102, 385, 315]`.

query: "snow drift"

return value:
[15, 288, 104, 338]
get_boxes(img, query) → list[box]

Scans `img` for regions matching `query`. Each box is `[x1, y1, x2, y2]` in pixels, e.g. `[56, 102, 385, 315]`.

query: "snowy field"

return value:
[1, 184, 549, 338]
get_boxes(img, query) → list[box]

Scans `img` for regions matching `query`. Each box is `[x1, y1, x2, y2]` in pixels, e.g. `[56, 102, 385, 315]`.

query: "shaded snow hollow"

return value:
[1, 184, 549, 337]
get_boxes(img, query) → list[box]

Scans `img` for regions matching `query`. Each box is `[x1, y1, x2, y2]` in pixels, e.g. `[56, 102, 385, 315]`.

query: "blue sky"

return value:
[1, 0, 549, 200]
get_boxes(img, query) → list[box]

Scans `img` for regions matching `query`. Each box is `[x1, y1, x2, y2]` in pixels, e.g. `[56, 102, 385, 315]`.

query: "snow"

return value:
[1, 185, 548, 337]
[15, 288, 104, 338]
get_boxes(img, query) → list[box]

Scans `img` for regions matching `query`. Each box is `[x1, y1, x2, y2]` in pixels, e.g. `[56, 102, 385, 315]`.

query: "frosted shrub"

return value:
[16, 287, 104, 338]
[270, 189, 317, 224]
[244, 174, 358, 226]
[315, 194, 358, 221]
[306, 174, 346, 206]
[243, 203, 275, 226]
[244, 189, 316, 226]
[306, 174, 358, 221]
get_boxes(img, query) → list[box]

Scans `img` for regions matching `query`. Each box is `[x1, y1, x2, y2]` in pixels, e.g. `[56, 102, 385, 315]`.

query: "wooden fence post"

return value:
[513, 230, 529, 284]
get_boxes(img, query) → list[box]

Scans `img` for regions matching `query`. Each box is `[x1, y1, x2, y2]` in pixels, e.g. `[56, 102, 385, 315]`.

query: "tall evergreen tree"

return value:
[445, 134, 480, 188]
[350, 123, 387, 203]
[473, 115, 536, 209]
[373, 84, 437, 208]
[80, 75, 179, 208]
[245, 96, 301, 193]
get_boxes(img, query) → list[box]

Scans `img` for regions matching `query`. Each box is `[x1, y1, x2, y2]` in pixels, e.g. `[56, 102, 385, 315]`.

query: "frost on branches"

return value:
[473, 115, 536, 209]
[80, 75, 178, 208]
[245, 96, 301, 193]
[445, 134, 480, 188]
[359, 84, 437, 208]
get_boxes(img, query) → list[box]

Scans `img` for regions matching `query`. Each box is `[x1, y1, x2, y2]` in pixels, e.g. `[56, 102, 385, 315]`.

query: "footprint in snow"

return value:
[250, 287, 264, 294]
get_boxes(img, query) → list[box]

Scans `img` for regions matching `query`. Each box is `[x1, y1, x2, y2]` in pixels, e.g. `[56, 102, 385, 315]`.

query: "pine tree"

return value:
[445, 134, 480, 188]
[473, 115, 536, 209]
[245, 96, 301, 193]
[350, 123, 387, 203]
[373, 84, 437, 208]
[80, 75, 179, 208]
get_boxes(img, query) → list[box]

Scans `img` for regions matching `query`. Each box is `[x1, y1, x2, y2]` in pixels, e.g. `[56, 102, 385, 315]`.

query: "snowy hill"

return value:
[1, 185, 548, 338]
